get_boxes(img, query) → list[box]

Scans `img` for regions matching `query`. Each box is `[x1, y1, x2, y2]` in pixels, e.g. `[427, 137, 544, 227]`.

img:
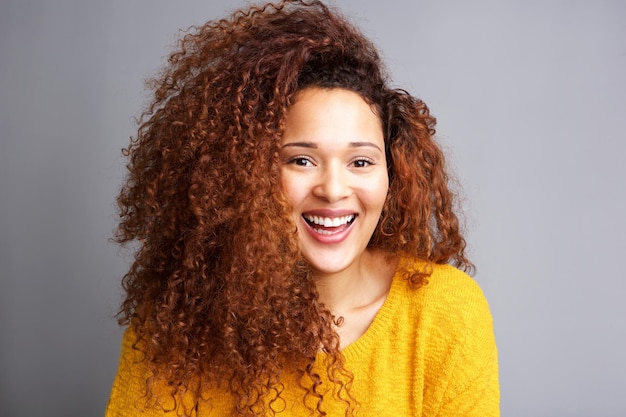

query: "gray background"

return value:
[1, 0, 624, 416]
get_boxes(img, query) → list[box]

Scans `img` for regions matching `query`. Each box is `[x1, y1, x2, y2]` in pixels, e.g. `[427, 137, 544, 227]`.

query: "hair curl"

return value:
[115, 0, 471, 415]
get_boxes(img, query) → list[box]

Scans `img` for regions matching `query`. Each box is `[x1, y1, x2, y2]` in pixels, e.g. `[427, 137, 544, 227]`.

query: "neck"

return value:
[314, 250, 396, 315]
[313, 249, 397, 349]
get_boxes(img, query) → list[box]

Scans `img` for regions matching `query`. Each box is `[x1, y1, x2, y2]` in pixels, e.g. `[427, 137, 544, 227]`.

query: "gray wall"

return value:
[1, 1, 624, 416]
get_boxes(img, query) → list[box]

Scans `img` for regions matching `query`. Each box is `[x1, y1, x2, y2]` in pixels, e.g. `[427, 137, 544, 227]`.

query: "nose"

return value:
[313, 163, 351, 203]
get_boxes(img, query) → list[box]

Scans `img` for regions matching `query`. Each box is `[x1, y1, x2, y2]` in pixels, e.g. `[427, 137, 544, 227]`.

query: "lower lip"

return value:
[303, 219, 354, 244]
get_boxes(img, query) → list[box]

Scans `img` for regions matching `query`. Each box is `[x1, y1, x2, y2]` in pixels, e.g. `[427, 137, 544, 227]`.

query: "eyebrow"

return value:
[281, 141, 382, 152]
[349, 141, 383, 152]
[281, 142, 318, 149]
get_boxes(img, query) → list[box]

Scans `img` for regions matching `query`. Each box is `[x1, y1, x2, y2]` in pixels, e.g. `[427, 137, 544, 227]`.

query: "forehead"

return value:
[289, 87, 379, 114]
[282, 88, 383, 142]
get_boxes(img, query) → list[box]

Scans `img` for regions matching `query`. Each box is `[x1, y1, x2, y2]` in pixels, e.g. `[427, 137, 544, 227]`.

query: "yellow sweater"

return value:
[106, 262, 499, 416]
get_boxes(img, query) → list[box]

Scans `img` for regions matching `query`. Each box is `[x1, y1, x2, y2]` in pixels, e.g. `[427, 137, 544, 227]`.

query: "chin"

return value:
[302, 252, 359, 276]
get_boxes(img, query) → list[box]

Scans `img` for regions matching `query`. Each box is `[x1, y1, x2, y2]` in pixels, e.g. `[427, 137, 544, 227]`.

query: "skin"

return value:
[280, 88, 397, 348]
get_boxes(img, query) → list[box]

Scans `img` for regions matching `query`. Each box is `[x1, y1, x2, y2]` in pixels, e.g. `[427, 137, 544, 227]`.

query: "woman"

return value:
[106, 0, 499, 416]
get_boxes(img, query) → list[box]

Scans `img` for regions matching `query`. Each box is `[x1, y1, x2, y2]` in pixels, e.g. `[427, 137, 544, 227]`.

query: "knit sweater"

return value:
[106, 261, 499, 416]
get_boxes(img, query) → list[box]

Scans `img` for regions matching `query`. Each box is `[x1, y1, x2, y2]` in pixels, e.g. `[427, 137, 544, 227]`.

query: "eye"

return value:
[351, 158, 375, 168]
[289, 156, 314, 167]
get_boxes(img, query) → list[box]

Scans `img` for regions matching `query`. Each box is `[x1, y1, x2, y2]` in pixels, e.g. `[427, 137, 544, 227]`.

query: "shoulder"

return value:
[393, 259, 496, 362]
[396, 259, 491, 321]
[424, 263, 490, 316]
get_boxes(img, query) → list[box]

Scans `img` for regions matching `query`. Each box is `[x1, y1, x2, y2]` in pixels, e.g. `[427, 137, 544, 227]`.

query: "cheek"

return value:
[279, 173, 301, 208]
[372, 175, 390, 208]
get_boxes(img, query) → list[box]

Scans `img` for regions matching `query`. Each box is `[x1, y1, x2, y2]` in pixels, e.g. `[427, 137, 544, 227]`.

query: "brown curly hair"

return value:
[114, 0, 471, 415]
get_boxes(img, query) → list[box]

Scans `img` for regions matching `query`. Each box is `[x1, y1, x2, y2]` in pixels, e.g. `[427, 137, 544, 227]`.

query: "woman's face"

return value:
[280, 88, 388, 276]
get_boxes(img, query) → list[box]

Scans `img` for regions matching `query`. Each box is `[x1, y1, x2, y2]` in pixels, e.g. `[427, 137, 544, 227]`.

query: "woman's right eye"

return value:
[289, 156, 313, 167]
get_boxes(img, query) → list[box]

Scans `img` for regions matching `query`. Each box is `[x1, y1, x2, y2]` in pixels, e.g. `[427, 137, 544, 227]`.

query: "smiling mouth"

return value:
[302, 214, 356, 235]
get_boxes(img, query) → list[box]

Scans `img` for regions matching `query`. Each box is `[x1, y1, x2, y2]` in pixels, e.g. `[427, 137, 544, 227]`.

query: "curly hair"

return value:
[114, 0, 471, 415]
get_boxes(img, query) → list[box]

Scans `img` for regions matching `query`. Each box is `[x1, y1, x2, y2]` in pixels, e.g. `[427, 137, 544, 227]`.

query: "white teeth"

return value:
[303, 214, 355, 227]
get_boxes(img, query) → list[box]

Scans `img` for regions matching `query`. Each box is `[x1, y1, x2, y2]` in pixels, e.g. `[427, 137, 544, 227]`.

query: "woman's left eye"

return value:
[352, 158, 374, 168]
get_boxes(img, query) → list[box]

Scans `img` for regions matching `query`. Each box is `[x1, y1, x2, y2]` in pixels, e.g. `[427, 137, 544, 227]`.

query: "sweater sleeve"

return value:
[436, 326, 499, 417]
[424, 267, 500, 417]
